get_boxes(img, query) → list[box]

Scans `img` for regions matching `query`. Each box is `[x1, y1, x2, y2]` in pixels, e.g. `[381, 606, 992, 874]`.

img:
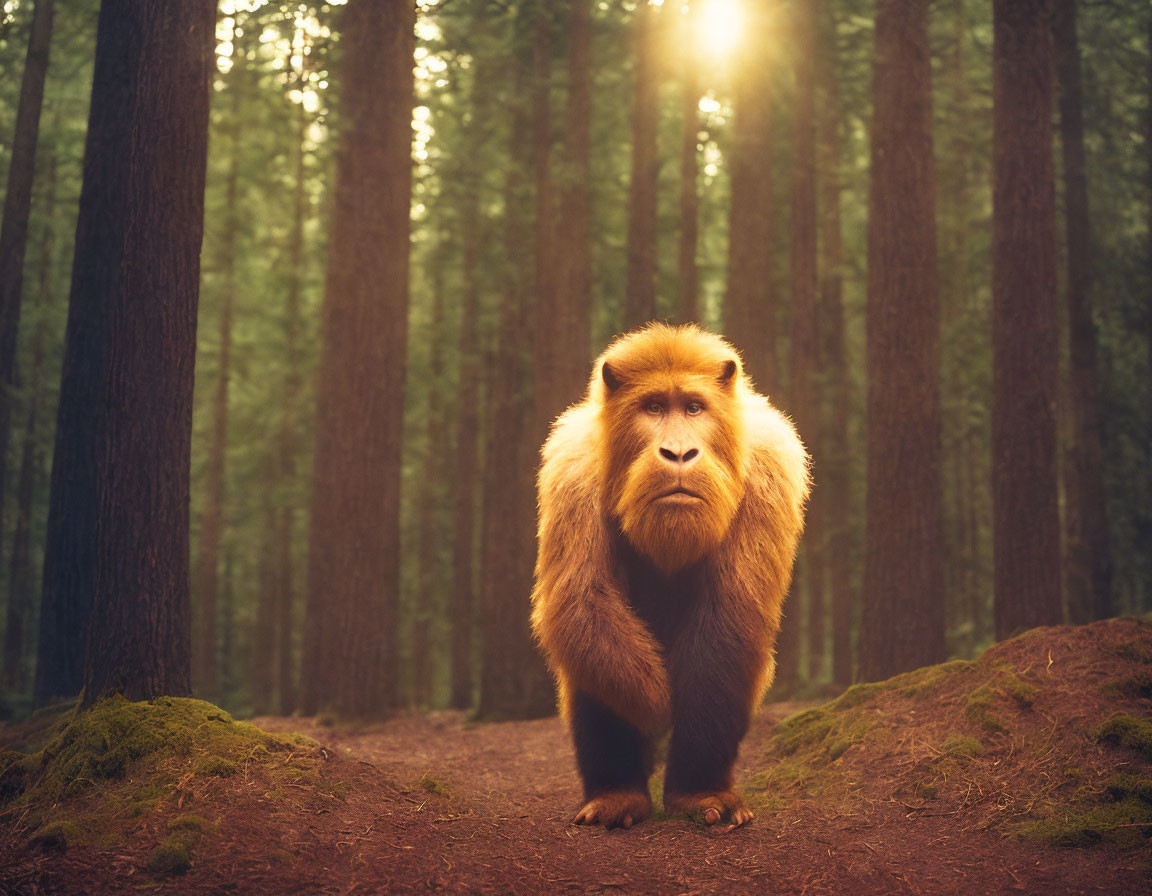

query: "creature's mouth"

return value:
[657, 486, 703, 501]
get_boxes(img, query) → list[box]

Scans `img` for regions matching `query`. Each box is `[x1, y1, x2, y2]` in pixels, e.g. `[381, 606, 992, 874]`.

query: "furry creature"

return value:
[531, 323, 810, 828]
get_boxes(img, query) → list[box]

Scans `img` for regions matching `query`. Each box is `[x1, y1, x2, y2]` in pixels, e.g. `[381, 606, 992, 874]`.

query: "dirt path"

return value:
[239, 702, 1149, 896]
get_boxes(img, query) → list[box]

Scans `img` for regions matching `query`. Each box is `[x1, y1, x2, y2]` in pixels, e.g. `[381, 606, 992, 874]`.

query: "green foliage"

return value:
[939, 734, 983, 760]
[1093, 713, 1152, 761]
[28, 819, 81, 850]
[148, 838, 193, 875]
[1014, 797, 1152, 850]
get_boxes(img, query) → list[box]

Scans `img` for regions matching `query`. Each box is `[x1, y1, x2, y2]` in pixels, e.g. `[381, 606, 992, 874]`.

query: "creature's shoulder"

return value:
[740, 392, 811, 506]
[539, 401, 603, 501]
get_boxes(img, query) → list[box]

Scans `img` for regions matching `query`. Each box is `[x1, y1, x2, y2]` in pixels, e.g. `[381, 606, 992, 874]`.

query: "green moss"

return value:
[966, 686, 1009, 734]
[1015, 797, 1152, 849]
[939, 734, 984, 760]
[1093, 713, 1152, 761]
[417, 772, 452, 797]
[195, 755, 238, 778]
[148, 838, 192, 875]
[826, 660, 973, 712]
[168, 814, 212, 832]
[1104, 775, 1152, 804]
[28, 819, 82, 850]
[1002, 673, 1037, 708]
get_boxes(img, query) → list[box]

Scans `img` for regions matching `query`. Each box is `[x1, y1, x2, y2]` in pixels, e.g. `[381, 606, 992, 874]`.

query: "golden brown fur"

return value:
[530, 323, 810, 828]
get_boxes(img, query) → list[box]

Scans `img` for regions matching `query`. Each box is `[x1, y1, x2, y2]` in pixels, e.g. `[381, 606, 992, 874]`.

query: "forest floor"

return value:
[1, 617, 1151, 895]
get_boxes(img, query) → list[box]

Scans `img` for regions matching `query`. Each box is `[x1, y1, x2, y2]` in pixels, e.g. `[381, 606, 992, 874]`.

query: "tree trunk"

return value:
[0, 0, 54, 541]
[787, 0, 823, 685]
[859, 0, 946, 682]
[477, 22, 553, 720]
[449, 98, 487, 712]
[546, 0, 592, 420]
[4, 150, 55, 693]
[33, 0, 214, 706]
[724, 0, 777, 396]
[1052, 0, 1111, 623]
[816, 15, 854, 688]
[300, 0, 414, 718]
[623, 0, 659, 330]
[413, 253, 449, 708]
[275, 57, 310, 717]
[250, 512, 277, 715]
[991, 0, 1062, 640]
[677, 6, 700, 324]
[192, 50, 243, 702]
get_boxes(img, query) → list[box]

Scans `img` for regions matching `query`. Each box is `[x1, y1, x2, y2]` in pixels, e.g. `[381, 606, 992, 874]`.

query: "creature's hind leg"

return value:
[568, 688, 653, 828]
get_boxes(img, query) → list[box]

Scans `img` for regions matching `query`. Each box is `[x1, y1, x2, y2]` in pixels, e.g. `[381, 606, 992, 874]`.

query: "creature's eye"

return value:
[686, 402, 704, 416]
[646, 402, 663, 415]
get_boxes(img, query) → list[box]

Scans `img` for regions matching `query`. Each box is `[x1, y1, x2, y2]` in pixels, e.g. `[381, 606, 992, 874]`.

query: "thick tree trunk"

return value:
[34, 0, 214, 706]
[623, 0, 659, 330]
[0, 0, 53, 539]
[300, 0, 413, 718]
[725, 0, 777, 397]
[991, 0, 1062, 640]
[1052, 0, 1111, 623]
[816, 17, 854, 688]
[859, 0, 946, 682]
[4, 150, 55, 693]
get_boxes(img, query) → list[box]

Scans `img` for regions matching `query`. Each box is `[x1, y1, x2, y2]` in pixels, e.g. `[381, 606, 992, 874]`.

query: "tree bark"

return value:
[859, 0, 946, 681]
[725, 0, 777, 397]
[0, 0, 54, 559]
[300, 0, 414, 718]
[4, 150, 55, 693]
[623, 0, 659, 330]
[33, 0, 214, 706]
[1052, 0, 1111, 623]
[991, 0, 1062, 640]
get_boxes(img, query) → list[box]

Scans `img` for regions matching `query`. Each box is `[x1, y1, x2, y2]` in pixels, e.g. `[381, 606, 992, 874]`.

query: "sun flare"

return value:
[694, 0, 745, 59]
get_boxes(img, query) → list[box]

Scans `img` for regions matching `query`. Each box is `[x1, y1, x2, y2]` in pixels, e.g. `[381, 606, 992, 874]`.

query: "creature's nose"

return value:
[658, 444, 700, 467]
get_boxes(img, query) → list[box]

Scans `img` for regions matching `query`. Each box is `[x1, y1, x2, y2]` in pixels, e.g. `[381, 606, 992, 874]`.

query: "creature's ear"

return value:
[602, 361, 625, 394]
[717, 359, 739, 390]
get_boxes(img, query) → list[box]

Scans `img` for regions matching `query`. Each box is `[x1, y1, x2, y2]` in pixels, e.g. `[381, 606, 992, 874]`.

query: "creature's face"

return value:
[597, 327, 750, 573]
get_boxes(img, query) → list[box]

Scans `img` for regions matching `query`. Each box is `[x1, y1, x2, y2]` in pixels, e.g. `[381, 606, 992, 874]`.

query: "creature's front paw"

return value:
[665, 789, 753, 827]
[573, 789, 652, 829]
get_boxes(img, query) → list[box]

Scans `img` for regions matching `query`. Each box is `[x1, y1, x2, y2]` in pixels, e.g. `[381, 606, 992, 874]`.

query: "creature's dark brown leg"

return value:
[663, 629, 756, 826]
[569, 689, 653, 828]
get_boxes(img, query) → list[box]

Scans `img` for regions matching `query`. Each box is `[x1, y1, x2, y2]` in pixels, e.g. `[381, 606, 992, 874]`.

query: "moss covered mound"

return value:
[747, 616, 1152, 850]
[0, 695, 333, 874]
